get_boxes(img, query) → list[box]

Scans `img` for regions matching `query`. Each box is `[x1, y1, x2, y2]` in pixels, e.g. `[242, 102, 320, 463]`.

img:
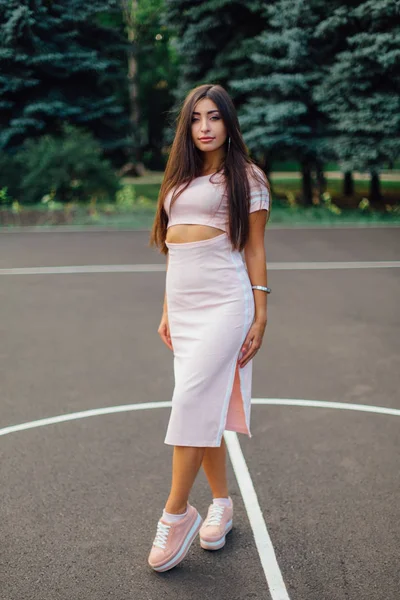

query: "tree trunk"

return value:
[256, 154, 273, 195]
[127, 27, 139, 132]
[370, 171, 382, 205]
[315, 159, 327, 197]
[121, 0, 145, 176]
[343, 171, 354, 196]
[264, 157, 272, 181]
[301, 160, 313, 205]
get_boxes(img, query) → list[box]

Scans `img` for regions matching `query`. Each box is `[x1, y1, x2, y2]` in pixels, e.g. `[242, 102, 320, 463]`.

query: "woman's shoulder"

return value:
[246, 163, 270, 213]
[246, 162, 268, 185]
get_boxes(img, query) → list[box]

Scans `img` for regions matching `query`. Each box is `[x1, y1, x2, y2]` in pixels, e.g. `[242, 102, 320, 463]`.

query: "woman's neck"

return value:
[201, 149, 225, 175]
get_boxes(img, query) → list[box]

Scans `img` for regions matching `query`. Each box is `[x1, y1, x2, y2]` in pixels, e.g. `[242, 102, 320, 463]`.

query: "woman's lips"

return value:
[199, 138, 214, 142]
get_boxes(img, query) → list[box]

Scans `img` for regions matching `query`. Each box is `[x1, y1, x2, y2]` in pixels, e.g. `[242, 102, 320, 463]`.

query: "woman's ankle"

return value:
[211, 490, 229, 499]
[164, 501, 188, 515]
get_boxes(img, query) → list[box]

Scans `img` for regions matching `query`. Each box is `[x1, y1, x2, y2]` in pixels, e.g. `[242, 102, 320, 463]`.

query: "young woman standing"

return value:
[148, 83, 271, 572]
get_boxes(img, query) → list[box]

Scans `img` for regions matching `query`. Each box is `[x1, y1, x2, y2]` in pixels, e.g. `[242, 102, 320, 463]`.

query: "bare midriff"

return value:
[166, 224, 225, 244]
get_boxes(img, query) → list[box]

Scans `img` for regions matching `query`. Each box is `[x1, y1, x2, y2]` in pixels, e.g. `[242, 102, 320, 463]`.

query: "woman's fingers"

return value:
[159, 329, 171, 349]
[158, 322, 173, 351]
[165, 325, 173, 350]
[239, 335, 262, 368]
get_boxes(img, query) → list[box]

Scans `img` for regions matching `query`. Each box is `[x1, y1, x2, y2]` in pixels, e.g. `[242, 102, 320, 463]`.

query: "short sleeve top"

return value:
[163, 164, 270, 233]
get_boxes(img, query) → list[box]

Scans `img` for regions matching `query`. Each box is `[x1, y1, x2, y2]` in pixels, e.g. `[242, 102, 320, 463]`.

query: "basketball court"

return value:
[1, 226, 399, 600]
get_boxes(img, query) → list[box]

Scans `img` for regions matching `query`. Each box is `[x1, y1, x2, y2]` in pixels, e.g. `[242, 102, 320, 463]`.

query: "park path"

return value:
[271, 171, 400, 181]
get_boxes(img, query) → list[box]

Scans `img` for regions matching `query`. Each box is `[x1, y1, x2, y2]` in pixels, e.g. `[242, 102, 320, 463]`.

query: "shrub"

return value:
[115, 185, 136, 211]
[16, 124, 121, 205]
[0, 152, 20, 202]
[0, 187, 13, 206]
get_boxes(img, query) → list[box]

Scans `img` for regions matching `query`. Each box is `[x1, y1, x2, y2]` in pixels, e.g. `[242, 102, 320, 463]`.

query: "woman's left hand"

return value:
[238, 319, 267, 368]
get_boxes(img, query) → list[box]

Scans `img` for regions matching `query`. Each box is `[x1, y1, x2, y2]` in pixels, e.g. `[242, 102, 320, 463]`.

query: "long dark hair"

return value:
[149, 84, 271, 255]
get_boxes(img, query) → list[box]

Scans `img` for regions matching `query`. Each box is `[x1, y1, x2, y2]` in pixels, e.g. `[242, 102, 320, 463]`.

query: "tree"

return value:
[121, 0, 180, 172]
[230, 0, 328, 205]
[164, 1, 339, 204]
[0, 0, 130, 163]
[163, 0, 268, 141]
[314, 0, 400, 204]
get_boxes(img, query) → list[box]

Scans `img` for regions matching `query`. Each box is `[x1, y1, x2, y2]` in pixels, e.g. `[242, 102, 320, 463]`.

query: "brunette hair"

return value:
[149, 83, 271, 255]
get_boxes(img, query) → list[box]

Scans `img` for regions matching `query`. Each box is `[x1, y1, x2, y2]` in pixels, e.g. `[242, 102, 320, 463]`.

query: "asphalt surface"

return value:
[0, 227, 399, 600]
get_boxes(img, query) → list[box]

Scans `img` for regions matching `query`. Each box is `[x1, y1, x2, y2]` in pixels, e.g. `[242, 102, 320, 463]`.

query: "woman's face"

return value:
[191, 98, 228, 153]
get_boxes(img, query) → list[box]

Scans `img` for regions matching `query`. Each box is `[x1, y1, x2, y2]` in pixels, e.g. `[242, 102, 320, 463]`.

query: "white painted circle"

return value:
[1, 398, 398, 438]
[2, 397, 397, 600]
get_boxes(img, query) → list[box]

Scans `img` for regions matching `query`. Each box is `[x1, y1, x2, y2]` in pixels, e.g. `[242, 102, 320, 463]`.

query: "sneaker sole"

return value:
[199, 519, 233, 551]
[150, 512, 203, 572]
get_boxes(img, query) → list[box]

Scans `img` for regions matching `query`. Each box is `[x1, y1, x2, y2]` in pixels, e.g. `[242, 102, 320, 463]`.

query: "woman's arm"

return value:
[244, 211, 268, 323]
[163, 253, 169, 314]
[239, 210, 269, 367]
[158, 253, 173, 350]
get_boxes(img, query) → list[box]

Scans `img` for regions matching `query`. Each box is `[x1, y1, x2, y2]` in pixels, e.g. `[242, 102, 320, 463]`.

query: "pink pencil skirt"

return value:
[164, 231, 255, 447]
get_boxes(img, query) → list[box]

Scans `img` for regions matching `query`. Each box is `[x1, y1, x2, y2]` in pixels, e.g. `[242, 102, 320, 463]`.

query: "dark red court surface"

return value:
[0, 226, 399, 600]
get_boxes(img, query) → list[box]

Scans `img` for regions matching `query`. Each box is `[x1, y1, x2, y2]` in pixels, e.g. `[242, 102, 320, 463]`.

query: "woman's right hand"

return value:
[158, 312, 173, 351]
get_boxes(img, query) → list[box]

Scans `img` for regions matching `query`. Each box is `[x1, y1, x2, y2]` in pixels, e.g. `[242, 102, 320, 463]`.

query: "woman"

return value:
[148, 83, 271, 572]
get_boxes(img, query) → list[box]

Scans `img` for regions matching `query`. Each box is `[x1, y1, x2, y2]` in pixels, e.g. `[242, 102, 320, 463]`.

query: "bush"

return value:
[0, 152, 21, 203]
[4, 124, 121, 205]
[0, 187, 13, 206]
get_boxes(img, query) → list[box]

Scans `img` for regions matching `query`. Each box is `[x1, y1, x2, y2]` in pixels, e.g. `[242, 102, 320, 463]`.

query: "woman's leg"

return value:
[165, 446, 206, 514]
[201, 437, 229, 498]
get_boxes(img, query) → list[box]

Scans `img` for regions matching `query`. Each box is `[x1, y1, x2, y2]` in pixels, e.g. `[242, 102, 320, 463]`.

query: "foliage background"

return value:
[0, 0, 399, 222]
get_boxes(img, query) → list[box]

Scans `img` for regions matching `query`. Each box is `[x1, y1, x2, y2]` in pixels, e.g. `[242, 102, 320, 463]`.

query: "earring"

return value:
[228, 137, 231, 152]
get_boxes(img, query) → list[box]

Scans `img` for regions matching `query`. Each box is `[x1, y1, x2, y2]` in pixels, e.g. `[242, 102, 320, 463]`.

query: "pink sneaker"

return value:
[199, 498, 233, 550]
[148, 504, 203, 572]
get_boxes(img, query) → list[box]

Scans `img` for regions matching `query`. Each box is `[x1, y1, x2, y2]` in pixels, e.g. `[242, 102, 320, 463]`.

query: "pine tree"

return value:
[0, 0, 130, 162]
[230, 0, 328, 204]
[314, 0, 400, 204]
[165, 1, 266, 92]
[164, 0, 330, 204]
[163, 0, 268, 140]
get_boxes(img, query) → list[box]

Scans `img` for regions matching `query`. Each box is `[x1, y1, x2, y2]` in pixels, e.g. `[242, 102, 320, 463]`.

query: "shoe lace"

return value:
[205, 503, 225, 526]
[153, 521, 171, 549]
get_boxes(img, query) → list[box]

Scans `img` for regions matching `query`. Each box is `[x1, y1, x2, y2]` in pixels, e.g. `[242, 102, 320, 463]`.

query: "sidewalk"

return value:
[272, 171, 400, 181]
[126, 171, 400, 186]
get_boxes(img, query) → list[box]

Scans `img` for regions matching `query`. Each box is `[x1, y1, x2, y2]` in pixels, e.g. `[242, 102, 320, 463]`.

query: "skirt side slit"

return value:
[164, 233, 255, 448]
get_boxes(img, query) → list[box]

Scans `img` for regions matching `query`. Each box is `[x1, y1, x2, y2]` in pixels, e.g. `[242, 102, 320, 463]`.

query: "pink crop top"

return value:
[163, 165, 270, 233]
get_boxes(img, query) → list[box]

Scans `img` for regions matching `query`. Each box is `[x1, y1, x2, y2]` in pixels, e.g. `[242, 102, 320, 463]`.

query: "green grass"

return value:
[1, 174, 399, 229]
[268, 204, 400, 225]
[272, 177, 400, 191]
[128, 176, 400, 199]
[2, 198, 399, 230]
[266, 161, 400, 172]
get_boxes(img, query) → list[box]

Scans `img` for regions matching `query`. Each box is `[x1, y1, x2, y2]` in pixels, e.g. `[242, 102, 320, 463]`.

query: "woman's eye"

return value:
[191, 116, 220, 122]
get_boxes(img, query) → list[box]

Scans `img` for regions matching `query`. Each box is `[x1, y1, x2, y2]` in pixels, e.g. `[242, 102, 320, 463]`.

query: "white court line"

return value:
[1, 398, 399, 438]
[224, 431, 290, 600]
[0, 261, 399, 276]
[1, 398, 399, 599]
[0, 401, 172, 436]
[252, 398, 400, 416]
[0, 264, 166, 275]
